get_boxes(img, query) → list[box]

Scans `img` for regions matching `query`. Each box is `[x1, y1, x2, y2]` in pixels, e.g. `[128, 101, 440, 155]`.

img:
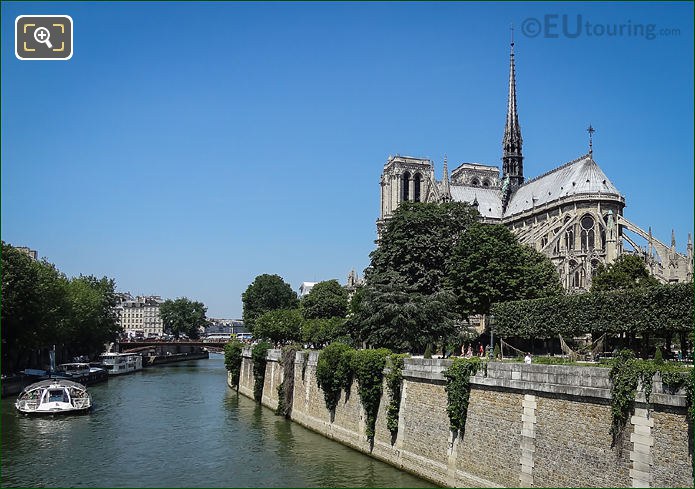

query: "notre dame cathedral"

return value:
[377, 41, 693, 292]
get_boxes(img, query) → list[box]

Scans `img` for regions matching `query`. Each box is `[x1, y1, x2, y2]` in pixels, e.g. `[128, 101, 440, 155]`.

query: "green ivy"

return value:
[223, 338, 245, 389]
[251, 341, 271, 402]
[353, 348, 391, 442]
[609, 350, 692, 446]
[316, 342, 354, 413]
[385, 353, 409, 436]
[443, 357, 484, 434]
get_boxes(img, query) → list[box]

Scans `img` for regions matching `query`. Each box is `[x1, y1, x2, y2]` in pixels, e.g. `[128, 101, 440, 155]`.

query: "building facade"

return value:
[115, 294, 165, 338]
[378, 42, 693, 292]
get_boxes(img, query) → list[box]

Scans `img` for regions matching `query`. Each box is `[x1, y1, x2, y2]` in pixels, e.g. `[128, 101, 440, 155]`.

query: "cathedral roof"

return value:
[504, 154, 623, 217]
[450, 186, 503, 219]
[447, 154, 622, 220]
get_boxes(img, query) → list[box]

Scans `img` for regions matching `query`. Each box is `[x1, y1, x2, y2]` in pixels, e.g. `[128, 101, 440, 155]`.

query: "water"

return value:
[2, 355, 435, 487]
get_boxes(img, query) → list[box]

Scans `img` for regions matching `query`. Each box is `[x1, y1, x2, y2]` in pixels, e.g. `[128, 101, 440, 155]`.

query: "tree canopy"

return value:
[347, 271, 459, 353]
[159, 297, 207, 339]
[591, 254, 660, 291]
[348, 202, 478, 351]
[1, 241, 121, 373]
[448, 222, 563, 318]
[368, 202, 479, 293]
[252, 308, 303, 346]
[242, 274, 298, 330]
[300, 279, 348, 320]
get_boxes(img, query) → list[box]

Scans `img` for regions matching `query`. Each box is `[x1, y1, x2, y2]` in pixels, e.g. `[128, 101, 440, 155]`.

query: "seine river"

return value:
[1, 355, 434, 487]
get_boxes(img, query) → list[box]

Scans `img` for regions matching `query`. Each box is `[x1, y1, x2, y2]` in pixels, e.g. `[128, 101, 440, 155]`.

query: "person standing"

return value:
[524, 352, 532, 364]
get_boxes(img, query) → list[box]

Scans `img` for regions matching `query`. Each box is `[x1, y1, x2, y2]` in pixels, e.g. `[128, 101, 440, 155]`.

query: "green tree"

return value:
[1, 242, 69, 372]
[2, 242, 122, 373]
[448, 222, 563, 318]
[252, 308, 303, 346]
[301, 317, 346, 348]
[64, 275, 120, 355]
[347, 272, 458, 353]
[300, 279, 348, 320]
[368, 202, 480, 293]
[591, 254, 660, 292]
[242, 274, 298, 330]
[159, 297, 207, 339]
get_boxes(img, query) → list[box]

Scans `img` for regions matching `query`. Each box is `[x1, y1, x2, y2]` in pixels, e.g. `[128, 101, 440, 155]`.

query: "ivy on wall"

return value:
[353, 348, 391, 442]
[316, 343, 395, 442]
[609, 349, 693, 447]
[491, 283, 693, 338]
[385, 353, 409, 437]
[251, 341, 271, 402]
[316, 343, 354, 413]
[223, 338, 245, 389]
[443, 357, 484, 435]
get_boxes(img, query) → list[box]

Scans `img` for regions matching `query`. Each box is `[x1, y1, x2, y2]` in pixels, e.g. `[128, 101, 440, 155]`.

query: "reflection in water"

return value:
[2, 356, 434, 488]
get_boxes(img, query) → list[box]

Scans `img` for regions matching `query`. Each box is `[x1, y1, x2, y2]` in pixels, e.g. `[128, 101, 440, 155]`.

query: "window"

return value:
[580, 215, 595, 251]
[413, 173, 422, 202]
[482, 179, 490, 187]
[401, 172, 411, 201]
[565, 229, 574, 250]
[471, 178, 480, 186]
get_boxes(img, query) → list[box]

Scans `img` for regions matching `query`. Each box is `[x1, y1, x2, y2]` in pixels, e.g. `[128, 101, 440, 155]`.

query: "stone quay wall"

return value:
[232, 349, 693, 487]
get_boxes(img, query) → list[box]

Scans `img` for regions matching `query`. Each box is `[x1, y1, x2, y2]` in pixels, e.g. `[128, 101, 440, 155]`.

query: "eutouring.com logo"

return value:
[521, 15, 680, 41]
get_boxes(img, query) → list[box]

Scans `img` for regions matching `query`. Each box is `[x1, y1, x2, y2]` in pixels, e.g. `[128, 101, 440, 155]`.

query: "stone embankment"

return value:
[231, 349, 693, 487]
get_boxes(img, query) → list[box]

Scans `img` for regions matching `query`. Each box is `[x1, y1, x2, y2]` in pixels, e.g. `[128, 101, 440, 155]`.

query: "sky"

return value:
[2, 1, 693, 318]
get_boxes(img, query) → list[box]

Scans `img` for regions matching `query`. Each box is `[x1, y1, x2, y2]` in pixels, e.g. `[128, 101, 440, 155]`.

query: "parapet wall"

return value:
[232, 349, 693, 487]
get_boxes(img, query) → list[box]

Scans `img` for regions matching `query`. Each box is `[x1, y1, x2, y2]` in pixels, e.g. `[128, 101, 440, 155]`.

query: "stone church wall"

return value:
[231, 350, 693, 487]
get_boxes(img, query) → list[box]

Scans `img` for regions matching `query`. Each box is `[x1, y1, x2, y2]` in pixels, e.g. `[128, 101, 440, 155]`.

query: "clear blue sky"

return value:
[2, 2, 693, 318]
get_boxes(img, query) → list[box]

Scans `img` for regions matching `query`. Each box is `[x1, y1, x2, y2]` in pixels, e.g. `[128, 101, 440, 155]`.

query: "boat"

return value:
[54, 362, 109, 385]
[99, 352, 143, 375]
[15, 379, 91, 414]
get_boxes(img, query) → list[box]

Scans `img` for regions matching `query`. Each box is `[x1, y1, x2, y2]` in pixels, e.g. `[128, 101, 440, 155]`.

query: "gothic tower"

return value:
[502, 38, 524, 200]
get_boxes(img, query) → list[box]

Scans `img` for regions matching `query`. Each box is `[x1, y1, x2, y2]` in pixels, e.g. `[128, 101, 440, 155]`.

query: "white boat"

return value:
[15, 379, 91, 414]
[55, 362, 109, 385]
[99, 352, 143, 375]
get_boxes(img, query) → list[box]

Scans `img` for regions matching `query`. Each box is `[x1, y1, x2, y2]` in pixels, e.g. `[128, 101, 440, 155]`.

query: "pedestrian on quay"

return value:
[478, 344, 484, 357]
[524, 352, 532, 364]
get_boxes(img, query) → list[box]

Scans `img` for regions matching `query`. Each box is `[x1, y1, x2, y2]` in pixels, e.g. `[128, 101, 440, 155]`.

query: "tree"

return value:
[448, 222, 563, 318]
[301, 317, 346, 348]
[2, 242, 122, 373]
[64, 275, 120, 355]
[2, 242, 69, 372]
[368, 202, 480, 293]
[252, 308, 302, 346]
[242, 274, 298, 330]
[159, 297, 207, 339]
[347, 271, 459, 353]
[591, 254, 660, 292]
[300, 279, 348, 320]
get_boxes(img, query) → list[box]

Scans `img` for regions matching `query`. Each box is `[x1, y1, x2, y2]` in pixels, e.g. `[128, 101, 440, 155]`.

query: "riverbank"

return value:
[232, 348, 693, 488]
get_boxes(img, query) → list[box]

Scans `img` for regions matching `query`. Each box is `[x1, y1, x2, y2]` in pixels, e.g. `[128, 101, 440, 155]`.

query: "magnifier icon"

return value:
[34, 27, 53, 49]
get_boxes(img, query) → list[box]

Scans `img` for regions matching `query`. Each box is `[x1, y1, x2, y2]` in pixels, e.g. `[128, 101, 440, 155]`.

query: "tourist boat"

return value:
[99, 352, 143, 375]
[54, 362, 109, 385]
[15, 379, 91, 414]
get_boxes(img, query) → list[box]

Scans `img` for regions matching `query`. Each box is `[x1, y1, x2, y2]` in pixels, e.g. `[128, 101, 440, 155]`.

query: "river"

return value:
[1, 355, 435, 487]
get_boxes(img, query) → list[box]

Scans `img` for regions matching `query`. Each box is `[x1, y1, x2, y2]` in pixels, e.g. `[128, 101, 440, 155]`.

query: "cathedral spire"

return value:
[441, 155, 451, 202]
[502, 32, 524, 188]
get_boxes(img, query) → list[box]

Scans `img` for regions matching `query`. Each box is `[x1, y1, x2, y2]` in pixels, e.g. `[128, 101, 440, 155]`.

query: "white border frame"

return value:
[15, 15, 73, 61]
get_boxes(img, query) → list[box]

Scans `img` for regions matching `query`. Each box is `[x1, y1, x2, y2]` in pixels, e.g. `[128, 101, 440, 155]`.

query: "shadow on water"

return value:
[3, 357, 435, 488]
